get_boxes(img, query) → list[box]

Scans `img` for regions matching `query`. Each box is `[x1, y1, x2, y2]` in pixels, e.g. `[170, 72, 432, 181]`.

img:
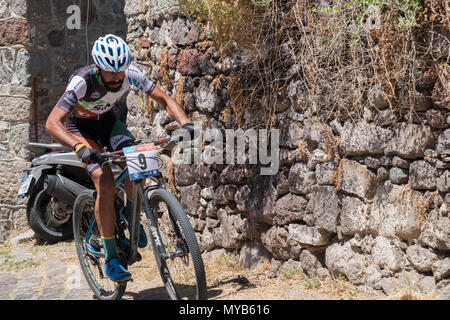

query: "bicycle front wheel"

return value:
[72, 189, 127, 300]
[146, 188, 207, 300]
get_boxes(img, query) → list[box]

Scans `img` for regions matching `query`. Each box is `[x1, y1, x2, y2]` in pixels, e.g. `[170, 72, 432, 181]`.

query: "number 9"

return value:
[138, 153, 147, 170]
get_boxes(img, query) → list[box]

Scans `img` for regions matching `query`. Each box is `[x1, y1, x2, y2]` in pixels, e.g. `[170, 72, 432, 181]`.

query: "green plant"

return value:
[252, 0, 272, 5]
[304, 277, 322, 289]
[0, 247, 40, 272]
[281, 267, 302, 280]
[312, 0, 422, 46]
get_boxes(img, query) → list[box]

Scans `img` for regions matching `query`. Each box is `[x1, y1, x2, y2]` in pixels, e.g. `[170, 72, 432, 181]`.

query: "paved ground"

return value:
[0, 233, 445, 301]
[0, 243, 92, 300]
[0, 239, 173, 300]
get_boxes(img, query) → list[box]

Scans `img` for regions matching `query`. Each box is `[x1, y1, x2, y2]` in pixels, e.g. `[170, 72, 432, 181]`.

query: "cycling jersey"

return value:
[56, 64, 156, 119]
[54, 64, 156, 175]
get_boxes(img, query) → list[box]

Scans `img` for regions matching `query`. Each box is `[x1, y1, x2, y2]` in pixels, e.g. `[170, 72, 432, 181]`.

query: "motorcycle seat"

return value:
[25, 142, 72, 155]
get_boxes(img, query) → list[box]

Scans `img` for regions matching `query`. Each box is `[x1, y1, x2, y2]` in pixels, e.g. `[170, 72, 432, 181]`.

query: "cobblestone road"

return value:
[1, 235, 447, 301]
[0, 244, 93, 300]
[0, 239, 177, 300]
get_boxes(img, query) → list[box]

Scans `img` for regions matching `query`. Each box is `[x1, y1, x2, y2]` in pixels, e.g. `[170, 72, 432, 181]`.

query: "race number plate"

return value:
[18, 174, 33, 196]
[123, 144, 160, 181]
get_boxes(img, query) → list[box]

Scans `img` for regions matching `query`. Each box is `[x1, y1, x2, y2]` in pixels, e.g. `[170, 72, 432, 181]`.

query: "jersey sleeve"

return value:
[126, 65, 156, 95]
[55, 75, 87, 114]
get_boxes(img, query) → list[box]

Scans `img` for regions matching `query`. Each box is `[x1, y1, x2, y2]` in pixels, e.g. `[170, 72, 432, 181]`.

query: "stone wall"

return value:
[0, 0, 448, 294]
[0, 0, 127, 241]
[123, 0, 450, 293]
[0, 0, 34, 241]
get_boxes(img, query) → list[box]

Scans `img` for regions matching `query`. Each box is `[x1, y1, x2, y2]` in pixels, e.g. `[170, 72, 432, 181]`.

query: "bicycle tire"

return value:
[146, 188, 207, 300]
[72, 189, 127, 300]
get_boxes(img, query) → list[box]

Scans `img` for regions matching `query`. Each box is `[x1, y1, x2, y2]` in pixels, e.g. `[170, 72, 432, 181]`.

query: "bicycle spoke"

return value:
[73, 191, 126, 300]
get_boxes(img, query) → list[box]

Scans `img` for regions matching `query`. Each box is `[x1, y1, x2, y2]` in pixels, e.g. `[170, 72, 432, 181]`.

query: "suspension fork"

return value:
[143, 185, 170, 260]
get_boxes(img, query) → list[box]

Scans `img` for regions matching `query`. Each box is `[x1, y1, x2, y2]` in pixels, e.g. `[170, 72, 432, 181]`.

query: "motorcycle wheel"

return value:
[28, 187, 73, 243]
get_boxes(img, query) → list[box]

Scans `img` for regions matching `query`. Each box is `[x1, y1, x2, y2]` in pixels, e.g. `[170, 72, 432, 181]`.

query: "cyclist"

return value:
[45, 34, 195, 282]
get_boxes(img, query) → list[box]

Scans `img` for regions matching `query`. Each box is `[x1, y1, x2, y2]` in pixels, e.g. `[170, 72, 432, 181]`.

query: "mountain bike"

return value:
[72, 136, 207, 300]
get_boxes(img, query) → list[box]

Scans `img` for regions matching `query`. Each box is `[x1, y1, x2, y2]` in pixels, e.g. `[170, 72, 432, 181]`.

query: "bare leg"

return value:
[90, 165, 116, 238]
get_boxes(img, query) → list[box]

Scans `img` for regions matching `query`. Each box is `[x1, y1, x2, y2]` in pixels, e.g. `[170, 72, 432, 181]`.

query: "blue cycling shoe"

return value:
[120, 207, 148, 248]
[104, 257, 132, 282]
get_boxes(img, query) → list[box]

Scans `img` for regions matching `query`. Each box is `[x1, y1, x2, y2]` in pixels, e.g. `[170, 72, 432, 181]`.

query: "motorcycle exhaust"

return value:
[43, 175, 88, 205]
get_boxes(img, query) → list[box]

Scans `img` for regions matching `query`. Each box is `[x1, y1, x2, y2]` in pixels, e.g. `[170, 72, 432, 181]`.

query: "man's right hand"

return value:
[75, 144, 103, 165]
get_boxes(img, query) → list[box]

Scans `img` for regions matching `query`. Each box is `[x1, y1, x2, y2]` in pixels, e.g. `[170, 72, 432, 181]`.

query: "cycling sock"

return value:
[102, 236, 118, 262]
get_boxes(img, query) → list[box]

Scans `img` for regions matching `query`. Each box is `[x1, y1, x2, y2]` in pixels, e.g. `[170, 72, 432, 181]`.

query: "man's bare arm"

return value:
[149, 86, 190, 125]
[45, 107, 81, 149]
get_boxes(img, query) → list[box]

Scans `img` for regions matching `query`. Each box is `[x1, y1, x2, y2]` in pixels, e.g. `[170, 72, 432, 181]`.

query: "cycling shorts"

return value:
[66, 109, 135, 175]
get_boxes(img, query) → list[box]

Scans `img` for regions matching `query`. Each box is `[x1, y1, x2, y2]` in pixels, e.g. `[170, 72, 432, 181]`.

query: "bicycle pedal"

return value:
[117, 277, 133, 284]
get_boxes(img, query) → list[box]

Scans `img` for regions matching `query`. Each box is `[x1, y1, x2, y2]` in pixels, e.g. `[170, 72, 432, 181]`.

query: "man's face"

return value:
[99, 67, 125, 92]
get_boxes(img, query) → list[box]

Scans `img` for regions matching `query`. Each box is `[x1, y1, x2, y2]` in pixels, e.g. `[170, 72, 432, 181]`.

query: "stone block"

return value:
[0, 18, 32, 47]
[369, 181, 423, 241]
[408, 160, 437, 190]
[261, 226, 291, 261]
[372, 236, 406, 273]
[406, 245, 438, 272]
[288, 162, 316, 195]
[340, 159, 377, 199]
[339, 196, 368, 236]
[273, 193, 307, 225]
[420, 210, 450, 251]
[325, 241, 366, 285]
[170, 18, 199, 46]
[179, 184, 201, 216]
[389, 167, 409, 184]
[340, 122, 392, 156]
[0, 160, 30, 205]
[385, 123, 434, 159]
[315, 161, 336, 185]
[288, 224, 332, 246]
[306, 185, 340, 233]
[436, 129, 450, 156]
[437, 171, 450, 192]
[213, 211, 248, 249]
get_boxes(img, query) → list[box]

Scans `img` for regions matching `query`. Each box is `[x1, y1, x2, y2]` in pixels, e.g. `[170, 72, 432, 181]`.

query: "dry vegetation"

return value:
[180, 0, 449, 129]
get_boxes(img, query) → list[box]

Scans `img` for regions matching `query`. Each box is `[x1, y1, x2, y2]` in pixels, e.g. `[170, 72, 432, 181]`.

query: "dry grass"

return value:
[166, 157, 179, 198]
[158, 47, 171, 90]
[175, 76, 186, 107]
[331, 158, 344, 192]
[391, 288, 438, 300]
[181, 0, 449, 130]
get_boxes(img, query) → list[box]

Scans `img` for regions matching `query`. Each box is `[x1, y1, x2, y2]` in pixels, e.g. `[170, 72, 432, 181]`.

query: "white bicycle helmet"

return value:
[92, 34, 132, 72]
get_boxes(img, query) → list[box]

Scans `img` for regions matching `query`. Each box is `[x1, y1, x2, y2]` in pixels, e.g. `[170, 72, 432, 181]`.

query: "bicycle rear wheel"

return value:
[146, 188, 207, 300]
[72, 189, 127, 300]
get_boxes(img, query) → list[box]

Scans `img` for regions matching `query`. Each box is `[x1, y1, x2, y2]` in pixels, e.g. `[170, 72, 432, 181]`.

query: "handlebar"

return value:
[99, 134, 183, 167]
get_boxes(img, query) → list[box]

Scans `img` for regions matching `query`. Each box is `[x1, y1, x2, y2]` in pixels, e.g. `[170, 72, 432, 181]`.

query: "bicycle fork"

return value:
[142, 186, 168, 261]
[142, 187, 188, 262]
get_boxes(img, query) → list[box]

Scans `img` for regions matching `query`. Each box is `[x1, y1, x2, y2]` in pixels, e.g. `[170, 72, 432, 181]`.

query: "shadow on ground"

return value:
[126, 284, 223, 300]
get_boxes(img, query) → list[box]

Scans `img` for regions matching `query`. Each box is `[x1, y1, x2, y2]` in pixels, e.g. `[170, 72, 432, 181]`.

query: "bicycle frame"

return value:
[113, 165, 170, 266]
[84, 136, 182, 266]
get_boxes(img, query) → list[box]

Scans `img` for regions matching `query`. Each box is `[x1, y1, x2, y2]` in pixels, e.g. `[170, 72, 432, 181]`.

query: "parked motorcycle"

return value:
[17, 142, 124, 243]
